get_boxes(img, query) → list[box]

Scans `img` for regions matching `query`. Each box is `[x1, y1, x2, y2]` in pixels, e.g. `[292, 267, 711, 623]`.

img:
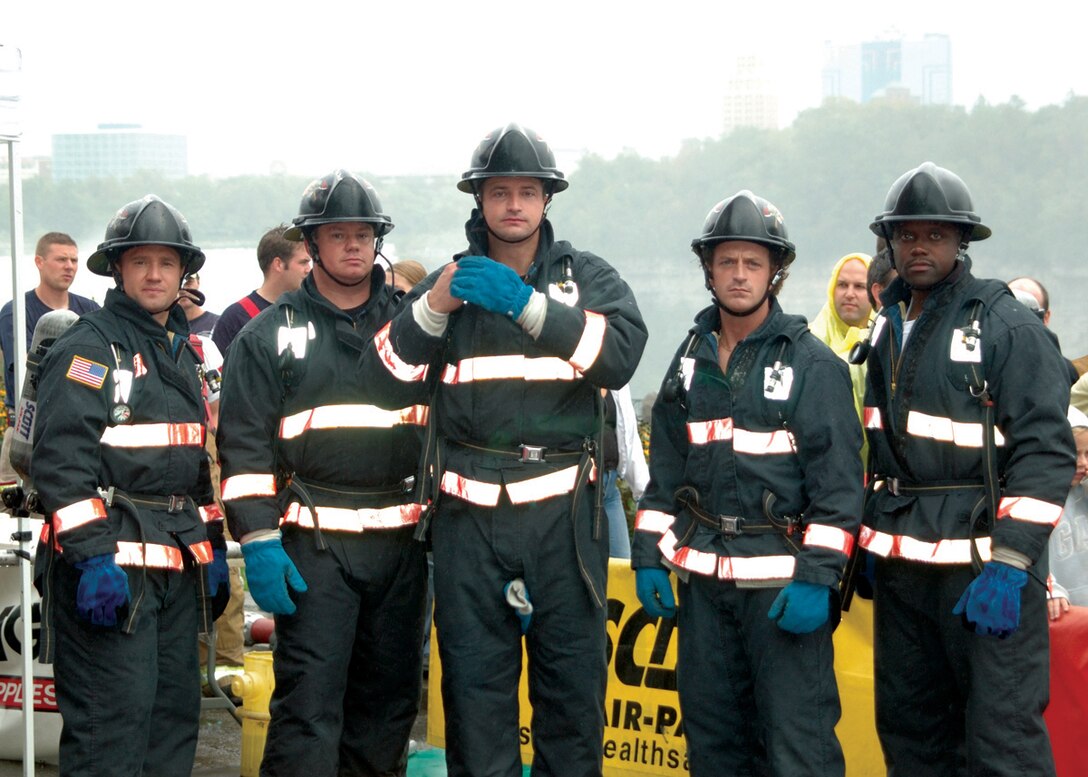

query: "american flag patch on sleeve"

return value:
[66, 355, 109, 390]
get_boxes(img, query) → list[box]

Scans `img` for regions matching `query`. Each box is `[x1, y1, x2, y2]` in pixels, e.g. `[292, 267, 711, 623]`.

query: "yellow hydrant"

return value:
[231, 650, 275, 777]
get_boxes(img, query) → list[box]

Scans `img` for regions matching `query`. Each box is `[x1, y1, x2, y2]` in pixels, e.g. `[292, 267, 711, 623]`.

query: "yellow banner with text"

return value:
[427, 561, 884, 776]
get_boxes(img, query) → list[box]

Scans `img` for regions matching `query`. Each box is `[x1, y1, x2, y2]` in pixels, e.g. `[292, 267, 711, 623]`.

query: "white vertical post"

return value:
[3, 40, 35, 777]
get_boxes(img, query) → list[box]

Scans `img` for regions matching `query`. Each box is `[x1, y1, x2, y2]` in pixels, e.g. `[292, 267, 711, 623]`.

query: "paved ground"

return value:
[0, 560, 437, 775]
[0, 690, 431, 776]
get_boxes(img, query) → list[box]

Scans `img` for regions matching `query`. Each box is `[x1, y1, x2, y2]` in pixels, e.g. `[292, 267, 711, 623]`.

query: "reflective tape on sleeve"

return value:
[53, 497, 108, 533]
[374, 323, 429, 383]
[997, 495, 1063, 526]
[858, 525, 992, 564]
[281, 502, 422, 532]
[100, 422, 205, 448]
[199, 504, 224, 523]
[188, 540, 214, 564]
[221, 474, 278, 501]
[569, 311, 607, 372]
[803, 523, 855, 556]
[864, 407, 882, 430]
[635, 509, 675, 534]
[906, 410, 1006, 449]
[279, 403, 428, 439]
[658, 530, 718, 576]
[40, 523, 60, 551]
[441, 355, 580, 384]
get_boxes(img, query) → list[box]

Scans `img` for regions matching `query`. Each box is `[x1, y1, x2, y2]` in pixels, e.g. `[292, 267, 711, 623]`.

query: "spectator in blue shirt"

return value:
[1, 232, 100, 424]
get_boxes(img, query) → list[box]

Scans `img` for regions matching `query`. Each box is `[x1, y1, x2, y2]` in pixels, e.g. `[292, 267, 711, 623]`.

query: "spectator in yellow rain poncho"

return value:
[810, 252, 872, 462]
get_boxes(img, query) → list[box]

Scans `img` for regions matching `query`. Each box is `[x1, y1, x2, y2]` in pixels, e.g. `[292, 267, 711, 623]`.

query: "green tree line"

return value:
[3, 95, 1086, 396]
[4, 94, 1085, 274]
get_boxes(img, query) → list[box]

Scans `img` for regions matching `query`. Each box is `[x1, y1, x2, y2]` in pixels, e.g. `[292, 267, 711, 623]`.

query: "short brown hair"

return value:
[35, 232, 76, 258]
[257, 224, 296, 276]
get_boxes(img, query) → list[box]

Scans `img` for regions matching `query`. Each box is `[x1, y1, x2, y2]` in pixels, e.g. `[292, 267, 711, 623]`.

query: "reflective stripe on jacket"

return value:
[862, 259, 1074, 564]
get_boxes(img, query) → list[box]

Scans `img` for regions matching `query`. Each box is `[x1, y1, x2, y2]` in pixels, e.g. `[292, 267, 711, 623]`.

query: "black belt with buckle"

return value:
[882, 477, 984, 497]
[104, 488, 192, 513]
[689, 509, 781, 537]
[674, 486, 781, 538]
[449, 440, 584, 464]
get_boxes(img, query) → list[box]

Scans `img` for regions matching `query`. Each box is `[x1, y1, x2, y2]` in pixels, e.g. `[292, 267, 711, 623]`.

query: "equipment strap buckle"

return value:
[887, 477, 900, 496]
[717, 515, 741, 536]
[166, 495, 187, 513]
[99, 486, 117, 507]
[519, 445, 546, 464]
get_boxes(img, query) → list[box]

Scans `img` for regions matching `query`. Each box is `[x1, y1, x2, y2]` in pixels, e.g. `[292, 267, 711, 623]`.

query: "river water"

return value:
[3, 247, 1086, 408]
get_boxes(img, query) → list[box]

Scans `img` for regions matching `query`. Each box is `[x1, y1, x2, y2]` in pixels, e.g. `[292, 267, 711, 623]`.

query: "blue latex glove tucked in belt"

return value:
[504, 579, 533, 634]
[953, 560, 1028, 639]
[208, 548, 229, 598]
[74, 554, 131, 627]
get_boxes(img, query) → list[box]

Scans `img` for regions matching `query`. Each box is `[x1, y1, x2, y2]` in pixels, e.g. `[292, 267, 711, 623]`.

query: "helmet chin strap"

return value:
[177, 287, 206, 308]
[113, 271, 192, 318]
[307, 235, 378, 288]
[889, 237, 968, 292]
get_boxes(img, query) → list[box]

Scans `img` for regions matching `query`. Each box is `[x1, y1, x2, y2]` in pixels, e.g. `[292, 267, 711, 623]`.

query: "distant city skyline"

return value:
[4, 2, 1086, 179]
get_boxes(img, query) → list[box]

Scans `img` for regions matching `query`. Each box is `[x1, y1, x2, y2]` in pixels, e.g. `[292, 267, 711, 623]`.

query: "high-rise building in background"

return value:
[723, 56, 779, 133]
[52, 124, 187, 180]
[823, 33, 951, 106]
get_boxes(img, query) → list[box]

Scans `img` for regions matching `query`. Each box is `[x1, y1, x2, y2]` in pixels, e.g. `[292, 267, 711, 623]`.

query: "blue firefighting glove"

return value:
[768, 581, 831, 634]
[241, 538, 308, 615]
[450, 256, 533, 319]
[952, 561, 1028, 639]
[635, 568, 676, 619]
[208, 548, 229, 598]
[504, 579, 533, 634]
[74, 554, 131, 627]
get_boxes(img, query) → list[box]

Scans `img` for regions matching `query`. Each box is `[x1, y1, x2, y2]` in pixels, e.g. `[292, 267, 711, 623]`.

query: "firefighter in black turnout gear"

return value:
[217, 170, 426, 777]
[861, 162, 1075, 776]
[31, 195, 226, 776]
[632, 192, 863, 777]
[367, 124, 646, 777]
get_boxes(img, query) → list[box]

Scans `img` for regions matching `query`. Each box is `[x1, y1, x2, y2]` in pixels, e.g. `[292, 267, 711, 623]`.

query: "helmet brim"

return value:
[691, 236, 797, 267]
[869, 216, 991, 242]
[457, 173, 569, 194]
[285, 217, 394, 241]
[87, 241, 206, 277]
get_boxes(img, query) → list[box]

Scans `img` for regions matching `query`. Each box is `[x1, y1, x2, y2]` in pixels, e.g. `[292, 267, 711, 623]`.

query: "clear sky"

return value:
[4, 1, 1085, 178]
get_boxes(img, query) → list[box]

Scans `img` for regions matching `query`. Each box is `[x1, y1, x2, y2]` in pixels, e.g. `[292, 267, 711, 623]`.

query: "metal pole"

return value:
[5, 134, 35, 777]
[4, 41, 36, 777]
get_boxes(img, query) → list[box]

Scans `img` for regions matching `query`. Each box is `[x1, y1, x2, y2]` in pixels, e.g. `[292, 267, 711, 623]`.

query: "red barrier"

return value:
[1046, 605, 1088, 776]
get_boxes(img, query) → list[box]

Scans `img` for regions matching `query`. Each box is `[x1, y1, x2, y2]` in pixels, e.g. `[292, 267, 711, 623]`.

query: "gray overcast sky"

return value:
[4, 1, 1086, 178]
